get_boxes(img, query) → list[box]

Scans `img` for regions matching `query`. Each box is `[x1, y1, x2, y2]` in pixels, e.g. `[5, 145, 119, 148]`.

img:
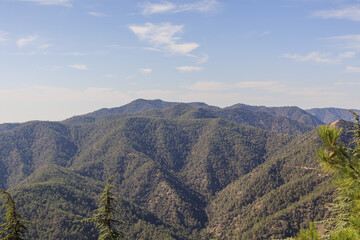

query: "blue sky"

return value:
[1, 0, 360, 123]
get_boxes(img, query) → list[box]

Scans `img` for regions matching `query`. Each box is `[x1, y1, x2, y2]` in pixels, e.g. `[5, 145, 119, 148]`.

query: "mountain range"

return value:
[0, 99, 359, 239]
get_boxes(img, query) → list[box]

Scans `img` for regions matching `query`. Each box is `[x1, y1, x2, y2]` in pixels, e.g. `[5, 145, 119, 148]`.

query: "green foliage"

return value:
[329, 227, 360, 240]
[295, 222, 320, 240]
[0, 190, 31, 240]
[205, 128, 333, 239]
[317, 112, 360, 239]
[66, 100, 317, 136]
[0, 101, 351, 239]
[83, 177, 124, 240]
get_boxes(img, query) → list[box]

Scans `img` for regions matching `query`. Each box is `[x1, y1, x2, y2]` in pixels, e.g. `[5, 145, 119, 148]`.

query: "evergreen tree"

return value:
[295, 222, 320, 240]
[0, 190, 31, 240]
[317, 111, 360, 239]
[83, 177, 124, 240]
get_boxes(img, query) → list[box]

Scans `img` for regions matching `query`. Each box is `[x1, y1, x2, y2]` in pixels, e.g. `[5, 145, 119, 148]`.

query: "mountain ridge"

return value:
[1, 99, 359, 239]
[306, 107, 360, 124]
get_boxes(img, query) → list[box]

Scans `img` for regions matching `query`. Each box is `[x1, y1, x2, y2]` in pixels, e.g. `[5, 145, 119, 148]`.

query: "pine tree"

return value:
[317, 111, 360, 239]
[83, 177, 124, 240]
[0, 190, 31, 240]
[295, 222, 320, 240]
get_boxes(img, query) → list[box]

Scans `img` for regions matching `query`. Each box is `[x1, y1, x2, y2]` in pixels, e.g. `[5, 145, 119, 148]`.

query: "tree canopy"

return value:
[0, 190, 31, 240]
[83, 177, 124, 240]
[302, 112, 360, 239]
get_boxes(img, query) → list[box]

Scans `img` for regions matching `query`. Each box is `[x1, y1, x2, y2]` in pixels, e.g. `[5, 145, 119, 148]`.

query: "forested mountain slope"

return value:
[65, 101, 317, 136]
[63, 99, 183, 125]
[0, 123, 21, 133]
[306, 107, 360, 124]
[230, 104, 324, 127]
[206, 128, 334, 239]
[0, 99, 357, 239]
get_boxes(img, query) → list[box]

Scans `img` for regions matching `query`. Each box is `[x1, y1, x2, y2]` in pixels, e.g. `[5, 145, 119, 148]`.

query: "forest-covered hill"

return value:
[306, 107, 360, 124]
[0, 99, 358, 239]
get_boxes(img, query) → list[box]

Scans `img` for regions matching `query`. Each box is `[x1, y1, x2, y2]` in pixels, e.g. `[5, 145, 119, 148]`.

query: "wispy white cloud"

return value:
[325, 34, 360, 50]
[239, 30, 271, 39]
[176, 66, 203, 72]
[338, 51, 356, 58]
[283, 52, 333, 63]
[64, 52, 87, 56]
[69, 64, 88, 70]
[196, 53, 209, 64]
[129, 22, 199, 56]
[174, 0, 219, 13]
[107, 44, 138, 50]
[16, 35, 38, 49]
[88, 11, 108, 17]
[38, 43, 52, 49]
[313, 5, 360, 21]
[283, 51, 355, 63]
[139, 68, 152, 74]
[335, 81, 360, 86]
[346, 66, 360, 72]
[17, 51, 37, 56]
[143, 47, 163, 52]
[0, 31, 9, 42]
[140, 1, 176, 14]
[21, 0, 72, 6]
[140, 0, 219, 15]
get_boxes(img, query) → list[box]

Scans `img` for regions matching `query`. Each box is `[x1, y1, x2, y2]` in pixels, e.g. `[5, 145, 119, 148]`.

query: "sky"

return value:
[1, 0, 360, 123]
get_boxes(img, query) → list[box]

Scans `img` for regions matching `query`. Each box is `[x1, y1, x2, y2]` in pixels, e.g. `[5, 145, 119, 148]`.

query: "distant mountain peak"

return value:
[307, 108, 360, 124]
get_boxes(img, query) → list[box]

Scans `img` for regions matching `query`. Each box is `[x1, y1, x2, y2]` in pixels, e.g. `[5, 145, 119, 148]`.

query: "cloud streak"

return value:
[38, 43, 52, 49]
[140, 2, 176, 14]
[64, 52, 87, 56]
[196, 53, 209, 64]
[325, 34, 360, 50]
[21, 0, 72, 6]
[313, 5, 360, 21]
[140, 0, 219, 15]
[283, 51, 355, 63]
[16, 35, 38, 49]
[139, 68, 152, 74]
[346, 66, 360, 73]
[69, 64, 88, 70]
[0, 31, 9, 42]
[88, 12, 108, 17]
[129, 22, 199, 56]
[176, 66, 203, 72]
